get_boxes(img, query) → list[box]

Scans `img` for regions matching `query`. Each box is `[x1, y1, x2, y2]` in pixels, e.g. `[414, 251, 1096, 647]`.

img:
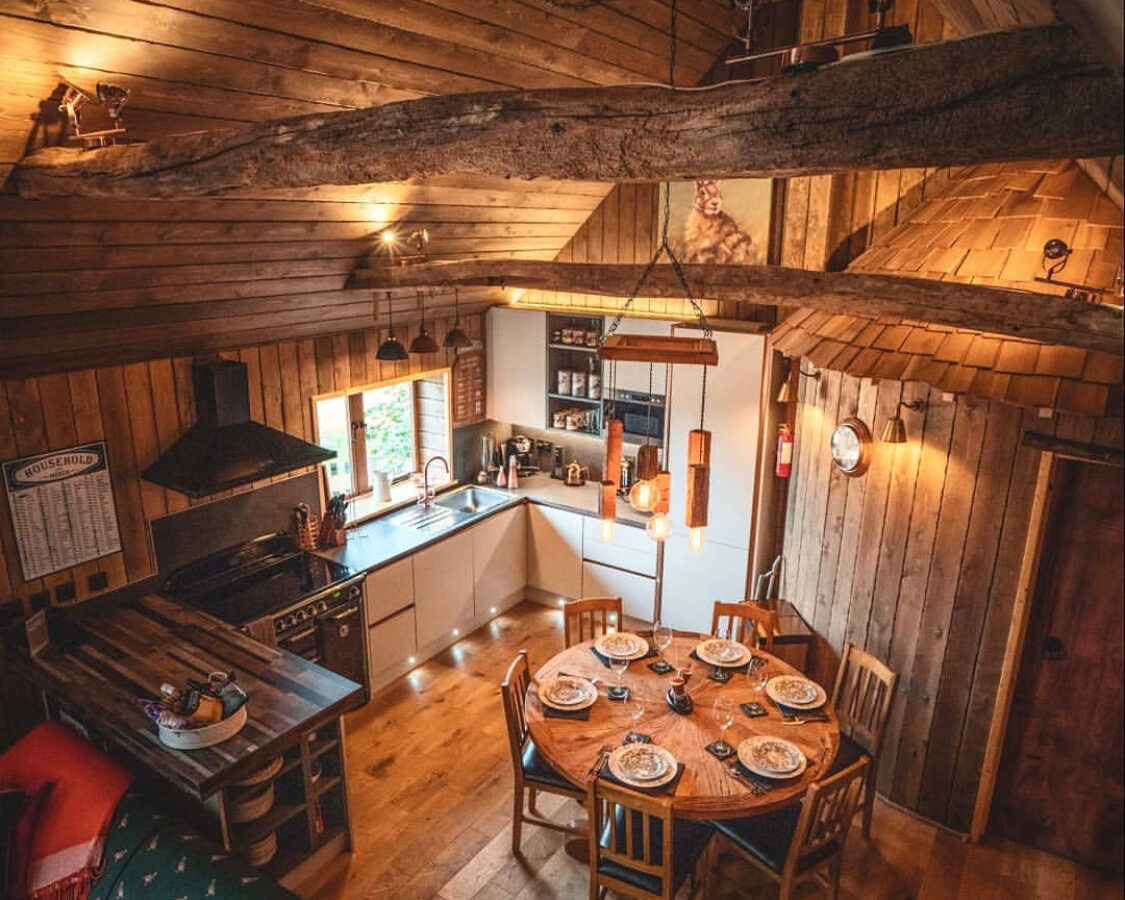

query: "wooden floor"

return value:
[298, 601, 1124, 900]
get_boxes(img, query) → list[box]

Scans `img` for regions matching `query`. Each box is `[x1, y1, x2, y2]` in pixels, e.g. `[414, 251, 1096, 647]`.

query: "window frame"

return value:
[312, 367, 451, 501]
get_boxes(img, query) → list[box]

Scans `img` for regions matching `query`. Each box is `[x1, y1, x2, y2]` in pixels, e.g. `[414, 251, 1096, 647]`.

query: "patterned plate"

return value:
[766, 675, 827, 710]
[608, 744, 678, 787]
[538, 675, 597, 710]
[737, 736, 808, 779]
[595, 632, 650, 661]
[695, 638, 751, 667]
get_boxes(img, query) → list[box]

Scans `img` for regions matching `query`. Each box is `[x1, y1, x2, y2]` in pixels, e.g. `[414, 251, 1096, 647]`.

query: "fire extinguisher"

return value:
[776, 424, 793, 478]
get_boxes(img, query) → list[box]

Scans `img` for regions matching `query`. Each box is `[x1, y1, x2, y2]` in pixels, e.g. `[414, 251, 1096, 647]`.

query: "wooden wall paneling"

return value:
[258, 343, 285, 431]
[824, 376, 878, 651]
[890, 393, 989, 805]
[780, 367, 821, 599]
[875, 384, 956, 794]
[122, 362, 168, 525]
[147, 359, 189, 515]
[810, 372, 860, 635]
[917, 398, 1024, 821]
[781, 177, 812, 268]
[331, 333, 351, 393]
[865, 380, 929, 662]
[841, 380, 902, 654]
[94, 366, 151, 581]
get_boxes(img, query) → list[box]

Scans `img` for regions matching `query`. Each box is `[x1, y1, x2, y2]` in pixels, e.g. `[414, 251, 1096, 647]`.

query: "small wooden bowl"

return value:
[245, 831, 278, 868]
[232, 755, 282, 788]
[229, 782, 275, 824]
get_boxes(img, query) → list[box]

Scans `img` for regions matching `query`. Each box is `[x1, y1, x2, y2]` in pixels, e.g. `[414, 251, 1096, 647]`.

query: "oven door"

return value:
[276, 623, 318, 662]
[316, 601, 368, 694]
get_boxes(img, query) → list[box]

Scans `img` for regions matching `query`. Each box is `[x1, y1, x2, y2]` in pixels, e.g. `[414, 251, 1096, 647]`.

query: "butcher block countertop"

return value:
[9, 592, 364, 800]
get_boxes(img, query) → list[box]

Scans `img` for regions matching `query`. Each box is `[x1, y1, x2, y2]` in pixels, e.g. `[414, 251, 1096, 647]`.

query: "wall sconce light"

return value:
[374, 227, 430, 266]
[776, 360, 820, 403]
[59, 80, 130, 149]
[1035, 238, 1122, 303]
[881, 399, 926, 443]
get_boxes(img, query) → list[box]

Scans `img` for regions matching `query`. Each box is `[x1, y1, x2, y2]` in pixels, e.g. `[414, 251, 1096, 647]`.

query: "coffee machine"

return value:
[504, 434, 538, 477]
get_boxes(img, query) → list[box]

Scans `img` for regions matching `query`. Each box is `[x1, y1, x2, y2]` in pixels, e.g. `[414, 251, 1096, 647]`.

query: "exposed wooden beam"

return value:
[14, 26, 1121, 199]
[349, 259, 1125, 355]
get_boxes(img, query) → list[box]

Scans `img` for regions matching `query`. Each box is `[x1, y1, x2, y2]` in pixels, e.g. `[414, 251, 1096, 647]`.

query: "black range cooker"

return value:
[163, 532, 368, 698]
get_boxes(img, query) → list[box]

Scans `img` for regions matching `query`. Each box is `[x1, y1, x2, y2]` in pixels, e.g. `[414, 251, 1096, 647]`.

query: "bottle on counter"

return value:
[587, 357, 601, 399]
[495, 463, 507, 488]
[507, 455, 519, 489]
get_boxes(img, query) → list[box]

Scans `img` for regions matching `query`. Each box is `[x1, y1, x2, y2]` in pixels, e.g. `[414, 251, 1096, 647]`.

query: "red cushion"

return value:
[0, 781, 53, 900]
[0, 723, 131, 899]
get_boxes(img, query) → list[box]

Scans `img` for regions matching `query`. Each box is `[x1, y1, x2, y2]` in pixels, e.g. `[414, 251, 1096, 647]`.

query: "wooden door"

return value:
[991, 458, 1124, 871]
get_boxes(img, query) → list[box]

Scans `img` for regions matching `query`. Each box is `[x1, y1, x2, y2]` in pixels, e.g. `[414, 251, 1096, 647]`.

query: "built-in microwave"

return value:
[604, 389, 665, 444]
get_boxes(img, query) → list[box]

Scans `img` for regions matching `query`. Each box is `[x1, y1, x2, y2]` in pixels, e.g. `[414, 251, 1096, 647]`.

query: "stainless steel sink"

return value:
[388, 505, 466, 532]
[433, 486, 510, 515]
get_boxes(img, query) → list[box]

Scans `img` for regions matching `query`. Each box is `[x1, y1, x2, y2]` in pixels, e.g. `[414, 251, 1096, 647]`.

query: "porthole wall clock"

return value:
[830, 418, 872, 477]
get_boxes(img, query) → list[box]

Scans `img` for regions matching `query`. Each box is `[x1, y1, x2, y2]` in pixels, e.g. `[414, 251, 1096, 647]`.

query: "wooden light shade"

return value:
[636, 444, 660, 481]
[654, 470, 672, 515]
[604, 419, 624, 489]
[598, 334, 718, 366]
[686, 429, 711, 529]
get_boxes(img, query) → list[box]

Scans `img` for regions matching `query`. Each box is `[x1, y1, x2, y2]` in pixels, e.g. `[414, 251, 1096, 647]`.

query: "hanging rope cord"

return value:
[601, 0, 710, 432]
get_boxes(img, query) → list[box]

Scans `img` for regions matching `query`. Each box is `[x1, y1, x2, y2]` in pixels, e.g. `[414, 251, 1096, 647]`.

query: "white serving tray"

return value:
[158, 704, 248, 750]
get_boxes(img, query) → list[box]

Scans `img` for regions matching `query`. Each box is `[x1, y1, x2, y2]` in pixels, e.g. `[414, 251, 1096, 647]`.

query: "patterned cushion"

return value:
[91, 791, 298, 900]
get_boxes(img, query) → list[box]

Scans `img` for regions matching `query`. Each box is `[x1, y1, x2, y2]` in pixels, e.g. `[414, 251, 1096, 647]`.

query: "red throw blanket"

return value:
[0, 722, 131, 900]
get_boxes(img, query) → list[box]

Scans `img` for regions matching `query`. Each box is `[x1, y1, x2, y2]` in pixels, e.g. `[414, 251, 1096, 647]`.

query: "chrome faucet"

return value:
[421, 455, 450, 507]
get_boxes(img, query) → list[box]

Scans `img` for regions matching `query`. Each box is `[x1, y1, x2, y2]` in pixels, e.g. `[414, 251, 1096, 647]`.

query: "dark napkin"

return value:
[768, 695, 830, 721]
[600, 758, 686, 796]
[542, 702, 592, 721]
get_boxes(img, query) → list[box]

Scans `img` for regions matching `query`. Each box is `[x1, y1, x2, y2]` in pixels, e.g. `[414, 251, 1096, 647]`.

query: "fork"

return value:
[725, 763, 769, 796]
[587, 745, 613, 777]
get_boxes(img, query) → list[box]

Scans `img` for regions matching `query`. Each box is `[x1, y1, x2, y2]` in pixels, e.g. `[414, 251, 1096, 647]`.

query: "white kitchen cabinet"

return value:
[661, 328, 765, 632]
[364, 557, 414, 625]
[413, 530, 475, 648]
[472, 506, 527, 616]
[581, 561, 656, 623]
[487, 307, 547, 428]
[527, 504, 584, 599]
[581, 517, 656, 578]
[368, 606, 417, 680]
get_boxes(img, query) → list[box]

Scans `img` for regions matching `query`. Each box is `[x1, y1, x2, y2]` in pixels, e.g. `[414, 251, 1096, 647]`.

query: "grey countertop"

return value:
[316, 475, 648, 574]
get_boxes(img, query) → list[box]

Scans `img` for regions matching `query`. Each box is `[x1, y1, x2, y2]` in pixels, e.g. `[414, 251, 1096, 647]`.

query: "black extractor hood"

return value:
[142, 360, 335, 498]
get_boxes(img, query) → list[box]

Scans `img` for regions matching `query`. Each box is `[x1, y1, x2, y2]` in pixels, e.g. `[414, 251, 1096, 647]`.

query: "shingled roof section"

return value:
[772, 160, 1124, 418]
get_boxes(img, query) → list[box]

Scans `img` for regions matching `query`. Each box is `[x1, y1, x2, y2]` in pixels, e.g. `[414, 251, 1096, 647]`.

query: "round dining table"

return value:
[526, 633, 840, 821]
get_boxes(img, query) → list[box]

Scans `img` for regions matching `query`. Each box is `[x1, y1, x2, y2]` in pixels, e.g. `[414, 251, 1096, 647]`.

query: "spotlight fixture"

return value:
[881, 399, 926, 443]
[375, 291, 408, 361]
[409, 291, 441, 355]
[58, 80, 129, 148]
[374, 226, 430, 266]
[443, 287, 472, 349]
[1035, 238, 1121, 303]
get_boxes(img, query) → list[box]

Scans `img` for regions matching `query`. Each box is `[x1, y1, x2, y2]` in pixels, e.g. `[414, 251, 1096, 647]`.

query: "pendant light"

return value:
[646, 512, 674, 542]
[443, 287, 472, 349]
[600, 419, 623, 542]
[409, 290, 440, 355]
[375, 291, 408, 362]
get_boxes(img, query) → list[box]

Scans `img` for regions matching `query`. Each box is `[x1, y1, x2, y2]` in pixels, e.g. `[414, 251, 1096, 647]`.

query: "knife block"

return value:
[317, 515, 347, 548]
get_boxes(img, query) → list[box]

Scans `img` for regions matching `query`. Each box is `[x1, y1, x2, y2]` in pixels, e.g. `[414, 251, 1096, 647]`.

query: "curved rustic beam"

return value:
[349, 259, 1125, 355]
[15, 25, 1121, 199]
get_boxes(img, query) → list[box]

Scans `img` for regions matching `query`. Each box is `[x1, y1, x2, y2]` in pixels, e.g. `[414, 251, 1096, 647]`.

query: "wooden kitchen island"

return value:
[9, 591, 365, 888]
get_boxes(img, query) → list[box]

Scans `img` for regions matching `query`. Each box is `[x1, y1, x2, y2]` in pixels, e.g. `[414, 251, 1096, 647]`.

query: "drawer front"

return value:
[581, 517, 656, 577]
[368, 607, 417, 677]
[365, 557, 414, 624]
[581, 561, 656, 624]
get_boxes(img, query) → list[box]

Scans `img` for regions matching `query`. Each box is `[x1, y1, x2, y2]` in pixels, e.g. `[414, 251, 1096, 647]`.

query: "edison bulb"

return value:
[646, 512, 673, 543]
[600, 518, 616, 542]
[689, 527, 704, 553]
[628, 479, 661, 512]
[381, 229, 396, 245]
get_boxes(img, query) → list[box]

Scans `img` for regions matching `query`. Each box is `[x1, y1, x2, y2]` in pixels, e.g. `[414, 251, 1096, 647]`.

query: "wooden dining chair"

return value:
[830, 644, 898, 838]
[586, 777, 713, 900]
[710, 600, 777, 652]
[500, 650, 586, 853]
[710, 758, 869, 900]
[563, 596, 623, 648]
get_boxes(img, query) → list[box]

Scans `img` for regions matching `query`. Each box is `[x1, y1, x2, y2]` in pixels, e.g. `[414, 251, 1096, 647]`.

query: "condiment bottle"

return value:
[507, 455, 519, 489]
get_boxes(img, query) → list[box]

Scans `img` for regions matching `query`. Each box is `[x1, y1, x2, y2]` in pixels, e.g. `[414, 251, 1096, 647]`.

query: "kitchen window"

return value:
[314, 372, 451, 503]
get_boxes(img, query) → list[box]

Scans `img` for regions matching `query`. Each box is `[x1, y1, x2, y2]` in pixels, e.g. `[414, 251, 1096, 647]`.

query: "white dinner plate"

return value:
[695, 638, 751, 668]
[765, 675, 827, 710]
[595, 632, 650, 661]
[607, 744, 679, 788]
[737, 736, 808, 780]
[538, 675, 598, 711]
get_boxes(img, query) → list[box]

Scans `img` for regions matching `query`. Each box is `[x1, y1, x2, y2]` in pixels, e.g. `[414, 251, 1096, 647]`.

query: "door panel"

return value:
[991, 459, 1124, 870]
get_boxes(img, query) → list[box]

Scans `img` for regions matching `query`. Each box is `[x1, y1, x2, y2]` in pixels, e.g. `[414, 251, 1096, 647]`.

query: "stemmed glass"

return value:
[749, 667, 769, 698]
[609, 657, 629, 699]
[625, 698, 646, 743]
[653, 621, 673, 664]
[712, 696, 735, 755]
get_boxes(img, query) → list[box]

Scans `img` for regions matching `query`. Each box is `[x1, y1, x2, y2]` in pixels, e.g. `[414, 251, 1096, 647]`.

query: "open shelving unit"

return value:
[545, 312, 604, 437]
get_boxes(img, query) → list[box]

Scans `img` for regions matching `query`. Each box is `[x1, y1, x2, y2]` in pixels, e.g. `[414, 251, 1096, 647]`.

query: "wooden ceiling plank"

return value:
[350, 258, 1124, 354]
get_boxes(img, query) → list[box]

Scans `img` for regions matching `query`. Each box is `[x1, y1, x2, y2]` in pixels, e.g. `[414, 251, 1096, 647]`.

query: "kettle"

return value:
[565, 461, 588, 487]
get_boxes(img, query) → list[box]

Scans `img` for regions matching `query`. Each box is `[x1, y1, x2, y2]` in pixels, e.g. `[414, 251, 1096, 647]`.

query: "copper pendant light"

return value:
[409, 290, 440, 355]
[375, 291, 408, 362]
[443, 287, 472, 349]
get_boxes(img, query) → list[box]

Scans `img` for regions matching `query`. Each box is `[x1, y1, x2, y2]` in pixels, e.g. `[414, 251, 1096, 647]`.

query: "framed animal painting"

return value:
[667, 179, 773, 266]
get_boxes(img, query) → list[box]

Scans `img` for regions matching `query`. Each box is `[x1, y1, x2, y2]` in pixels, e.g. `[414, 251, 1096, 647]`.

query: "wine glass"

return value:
[712, 696, 735, 754]
[653, 621, 673, 662]
[750, 667, 769, 697]
[609, 657, 629, 697]
[625, 698, 646, 742]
